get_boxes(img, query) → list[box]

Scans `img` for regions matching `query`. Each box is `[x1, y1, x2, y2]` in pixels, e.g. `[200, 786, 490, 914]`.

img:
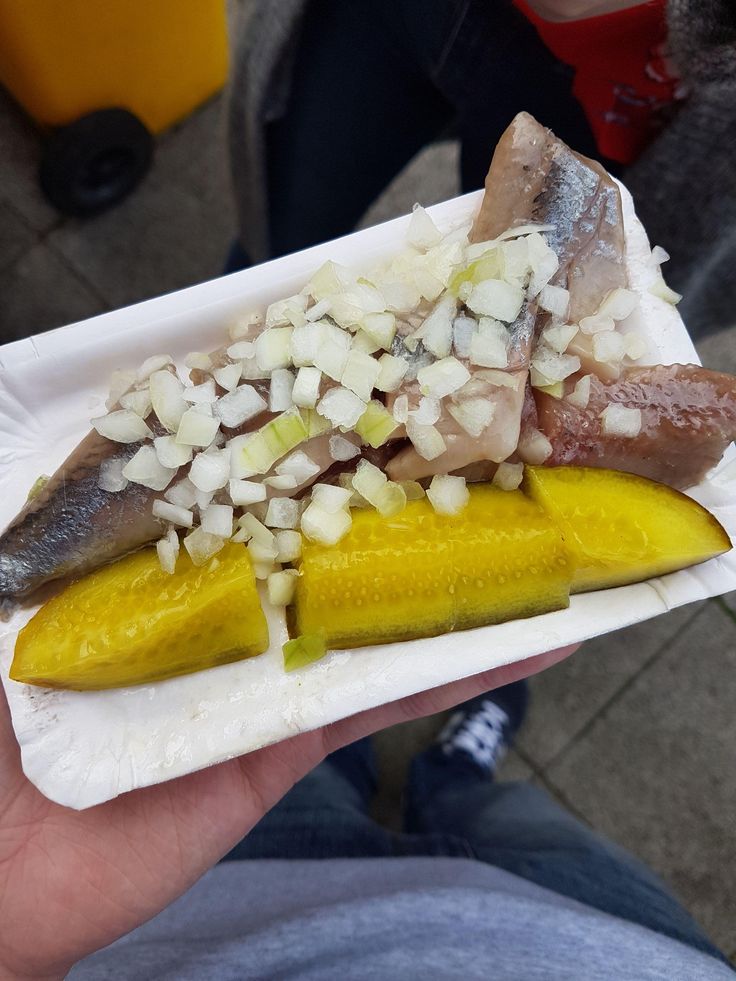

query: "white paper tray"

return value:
[1, 189, 735, 810]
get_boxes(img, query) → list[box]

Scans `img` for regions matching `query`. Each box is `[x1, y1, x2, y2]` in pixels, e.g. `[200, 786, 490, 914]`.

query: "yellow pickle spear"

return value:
[11, 543, 269, 690]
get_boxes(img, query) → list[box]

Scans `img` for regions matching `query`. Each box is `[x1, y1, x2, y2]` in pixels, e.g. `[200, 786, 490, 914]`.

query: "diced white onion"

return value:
[189, 449, 231, 492]
[316, 386, 366, 428]
[400, 480, 425, 501]
[229, 478, 267, 505]
[228, 312, 261, 341]
[183, 380, 217, 405]
[517, 427, 553, 464]
[362, 311, 396, 350]
[266, 293, 308, 328]
[184, 526, 225, 566]
[306, 298, 332, 322]
[452, 315, 476, 359]
[156, 534, 179, 575]
[267, 569, 299, 606]
[175, 407, 220, 447]
[351, 459, 387, 505]
[241, 357, 270, 381]
[469, 330, 508, 369]
[214, 384, 268, 428]
[290, 322, 325, 367]
[137, 355, 173, 383]
[313, 337, 350, 382]
[227, 341, 255, 361]
[292, 366, 322, 408]
[154, 435, 193, 469]
[341, 350, 381, 401]
[329, 435, 360, 461]
[311, 483, 353, 513]
[255, 328, 293, 371]
[106, 368, 136, 409]
[413, 269, 444, 302]
[268, 368, 296, 412]
[382, 281, 421, 313]
[651, 245, 670, 265]
[407, 204, 443, 249]
[165, 477, 199, 509]
[566, 374, 592, 409]
[375, 353, 409, 393]
[392, 394, 409, 423]
[213, 362, 243, 392]
[447, 397, 495, 437]
[97, 457, 129, 492]
[476, 368, 520, 389]
[201, 503, 234, 537]
[466, 279, 524, 322]
[410, 397, 441, 426]
[185, 351, 213, 371]
[239, 512, 275, 547]
[119, 388, 152, 418]
[531, 348, 581, 384]
[592, 331, 626, 364]
[624, 333, 648, 361]
[149, 370, 187, 433]
[492, 462, 524, 491]
[413, 295, 456, 358]
[417, 356, 470, 399]
[265, 497, 301, 529]
[275, 529, 302, 562]
[579, 314, 615, 336]
[405, 418, 446, 460]
[426, 475, 469, 515]
[301, 501, 352, 545]
[542, 324, 578, 354]
[122, 445, 177, 491]
[538, 284, 570, 318]
[598, 288, 639, 321]
[351, 330, 382, 354]
[92, 410, 153, 444]
[527, 233, 559, 297]
[264, 474, 298, 490]
[649, 276, 682, 305]
[600, 404, 642, 438]
[152, 499, 193, 528]
[275, 450, 321, 485]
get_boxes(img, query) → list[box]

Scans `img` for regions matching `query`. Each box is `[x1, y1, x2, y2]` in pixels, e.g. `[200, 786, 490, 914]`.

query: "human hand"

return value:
[0, 643, 577, 980]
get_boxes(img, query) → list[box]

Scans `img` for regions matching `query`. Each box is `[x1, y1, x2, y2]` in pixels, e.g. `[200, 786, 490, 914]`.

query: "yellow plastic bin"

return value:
[0, 0, 229, 215]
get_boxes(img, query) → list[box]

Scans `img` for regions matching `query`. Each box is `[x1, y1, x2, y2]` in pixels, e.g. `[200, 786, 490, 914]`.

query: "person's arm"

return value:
[0, 644, 576, 980]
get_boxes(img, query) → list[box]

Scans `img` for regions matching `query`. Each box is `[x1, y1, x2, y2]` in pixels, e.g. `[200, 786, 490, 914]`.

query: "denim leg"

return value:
[406, 749, 726, 962]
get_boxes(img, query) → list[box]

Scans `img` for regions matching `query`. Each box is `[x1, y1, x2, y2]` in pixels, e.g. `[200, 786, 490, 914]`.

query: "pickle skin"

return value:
[11, 543, 269, 690]
[292, 486, 574, 650]
[523, 466, 732, 593]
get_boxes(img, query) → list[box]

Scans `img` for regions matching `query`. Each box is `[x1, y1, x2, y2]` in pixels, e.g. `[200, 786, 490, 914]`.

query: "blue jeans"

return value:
[225, 738, 727, 965]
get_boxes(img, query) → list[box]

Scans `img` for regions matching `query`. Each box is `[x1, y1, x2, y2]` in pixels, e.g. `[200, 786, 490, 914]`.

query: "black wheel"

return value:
[39, 108, 154, 217]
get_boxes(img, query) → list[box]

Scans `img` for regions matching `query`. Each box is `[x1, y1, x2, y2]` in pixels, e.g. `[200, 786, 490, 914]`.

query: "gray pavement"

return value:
[1, 63, 735, 958]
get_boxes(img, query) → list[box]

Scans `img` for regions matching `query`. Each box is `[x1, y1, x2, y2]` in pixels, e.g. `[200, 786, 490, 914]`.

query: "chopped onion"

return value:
[119, 388, 152, 418]
[269, 368, 295, 412]
[651, 245, 670, 265]
[410, 397, 441, 426]
[496, 222, 555, 242]
[255, 328, 293, 371]
[352, 330, 382, 354]
[341, 350, 381, 401]
[106, 368, 136, 409]
[265, 293, 308, 328]
[148, 370, 186, 433]
[649, 276, 682, 305]
[531, 348, 581, 384]
[122, 445, 177, 491]
[136, 354, 173, 383]
[275, 449, 321, 484]
[624, 333, 648, 361]
[313, 336, 350, 382]
[228, 312, 262, 341]
[452, 315, 476, 359]
[240, 357, 270, 381]
[407, 204, 443, 249]
[600, 404, 642, 438]
[214, 384, 268, 428]
[400, 480, 425, 501]
[191, 401, 214, 417]
[264, 474, 298, 490]
[154, 435, 193, 469]
[156, 533, 179, 575]
[267, 569, 299, 606]
[517, 427, 553, 464]
[185, 351, 213, 371]
[329, 435, 360, 461]
[229, 408, 308, 477]
[413, 295, 456, 358]
[213, 362, 243, 392]
[469, 330, 508, 369]
[566, 374, 592, 409]
[290, 322, 325, 367]
[317, 386, 367, 428]
[275, 529, 302, 562]
[165, 477, 199, 509]
[392, 394, 409, 423]
[184, 526, 225, 566]
[467, 279, 524, 322]
[152, 499, 193, 528]
[355, 400, 399, 448]
[194, 486, 215, 511]
[201, 503, 234, 538]
[542, 324, 578, 354]
[426, 475, 469, 515]
[592, 331, 626, 364]
[301, 501, 352, 545]
[92, 410, 152, 444]
[598, 288, 639, 321]
[184, 379, 217, 404]
[352, 459, 387, 505]
[405, 418, 446, 460]
[189, 449, 231, 492]
[579, 313, 615, 336]
[492, 462, 524, 491]
[98, 457, 129, 492]
[375, 353, 409, 393]
[476, 368, 521, 389]
[229, 478, 267, 505]
[311, 483, 353, 513]
[265, 497, 301, 529]
[382, 281, 421, 313]
[527, 233, 559, 297]
[374, 481, 407, 518]
[413, 269, 444, 302]
[227, 341, 255, 361]
[239, 512, 275, 547]
[417, 357, 470, 399]
[175, 407, 220, 447]
[306, 298, 332, 321]
[362, 311, 396, 349]
[292, 366, 322, 408]
[308, 260, 354, 301]
[448, 397, 495, 437]
[538, 284, 570, 318]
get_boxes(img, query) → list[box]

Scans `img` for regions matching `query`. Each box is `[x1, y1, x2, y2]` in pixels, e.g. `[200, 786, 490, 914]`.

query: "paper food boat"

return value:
[1, 187, 735, 810]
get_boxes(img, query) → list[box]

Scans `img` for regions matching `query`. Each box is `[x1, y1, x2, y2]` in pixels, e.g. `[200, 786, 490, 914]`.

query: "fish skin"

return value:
[536, 364, 736, 490]
[0, 431, 162, 599]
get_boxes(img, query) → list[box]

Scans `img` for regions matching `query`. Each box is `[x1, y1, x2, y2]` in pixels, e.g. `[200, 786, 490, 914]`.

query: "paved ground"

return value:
[1, 40, 735, 958]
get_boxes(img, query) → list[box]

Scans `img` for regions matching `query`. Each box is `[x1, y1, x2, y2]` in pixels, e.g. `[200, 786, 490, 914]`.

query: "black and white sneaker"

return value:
[435, 680, 529, 778]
